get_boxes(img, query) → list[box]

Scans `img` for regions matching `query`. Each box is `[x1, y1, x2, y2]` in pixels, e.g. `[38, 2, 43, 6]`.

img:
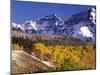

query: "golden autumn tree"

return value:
[33, 43, 49, 59]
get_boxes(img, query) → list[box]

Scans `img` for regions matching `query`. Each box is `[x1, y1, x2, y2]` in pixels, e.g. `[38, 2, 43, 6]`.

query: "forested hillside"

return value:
[11, 31, 96, 74]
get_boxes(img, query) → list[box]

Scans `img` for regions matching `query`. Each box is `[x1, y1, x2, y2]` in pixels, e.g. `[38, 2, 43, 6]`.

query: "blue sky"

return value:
[11, 0, 95, 24]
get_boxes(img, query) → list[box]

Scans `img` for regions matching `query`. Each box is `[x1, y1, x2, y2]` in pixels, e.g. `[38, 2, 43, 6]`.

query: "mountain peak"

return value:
[22, 20, 38, 31]
[88, 7, 96, 12]
[41, 14, 61, 21]
[88, 8, 96, 24]
[45, 14, 58, 17]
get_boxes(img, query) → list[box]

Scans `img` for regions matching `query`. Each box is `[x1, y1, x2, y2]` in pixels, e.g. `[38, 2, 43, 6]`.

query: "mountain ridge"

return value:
[11, 8, 96, 44]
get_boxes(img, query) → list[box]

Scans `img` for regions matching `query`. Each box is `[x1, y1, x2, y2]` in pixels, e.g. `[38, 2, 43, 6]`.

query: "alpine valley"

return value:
[11, 7, 96, 74]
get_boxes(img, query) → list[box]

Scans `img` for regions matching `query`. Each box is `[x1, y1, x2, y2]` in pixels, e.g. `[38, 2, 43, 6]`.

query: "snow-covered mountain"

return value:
[12, 23, 24, 31]
[63, 8, 96, 43]
[11, 8, 96, 43]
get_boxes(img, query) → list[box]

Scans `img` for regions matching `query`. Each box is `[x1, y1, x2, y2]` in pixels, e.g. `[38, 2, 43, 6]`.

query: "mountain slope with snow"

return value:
[63, 8, 96, 43]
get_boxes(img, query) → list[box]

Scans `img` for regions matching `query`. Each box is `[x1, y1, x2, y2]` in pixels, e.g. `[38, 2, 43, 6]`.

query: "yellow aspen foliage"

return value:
[12, 44, 23, 51]
[32, 42, 95, 69]
[57, 52, 64, 64]
[34, 43, 46, 59]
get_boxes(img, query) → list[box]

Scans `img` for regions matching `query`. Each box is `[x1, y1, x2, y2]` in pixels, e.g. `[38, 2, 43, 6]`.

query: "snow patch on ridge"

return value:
[90, 8, 96, 24]
[30, 21, 38, 30]
[79, 26, 93, 38]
